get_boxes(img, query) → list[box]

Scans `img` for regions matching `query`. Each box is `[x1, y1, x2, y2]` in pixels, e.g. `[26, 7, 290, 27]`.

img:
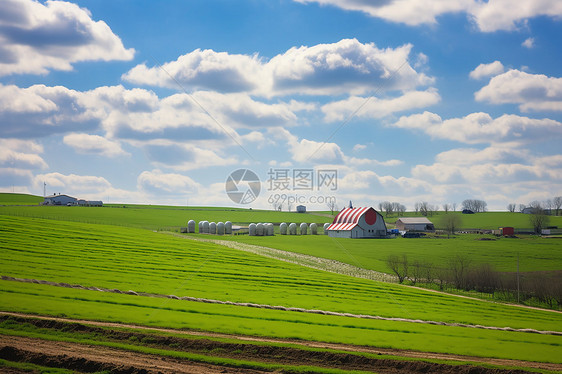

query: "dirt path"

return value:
[0, 335, 259, 373]
[1, 311, 561, 373]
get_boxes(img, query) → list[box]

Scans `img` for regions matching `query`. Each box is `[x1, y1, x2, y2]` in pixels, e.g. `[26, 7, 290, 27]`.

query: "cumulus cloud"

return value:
[353, 144, 367, 152]
[293, 0, 562, 32]
[522, 37, 535, 49]
[469, 61, 504, 80]
[63, 133, 129, 157]
[35, 172, 112, 194]
[0, 168, 33, 188]
[0, 139, 47, 170]
[137, 169, 200, 194]
[321, 88, 440, 122]
[475, 69, 562, 112]
[123, 39, 433, 97]
[392, 111, 562, 145]
[0, 0, 134, 76]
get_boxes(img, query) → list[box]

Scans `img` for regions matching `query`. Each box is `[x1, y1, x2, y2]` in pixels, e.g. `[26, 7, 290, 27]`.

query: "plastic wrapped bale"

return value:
[310, 222, 318, 235]
[217, 222, 225, 235]
[266, 223, 274, 236]
[256, 223, 265, 236]
[225, 221, 232, 234]
[300, 222, 308, 235]
[279, 222, 288, 235]
[187, 220, 196, 233]
[209, 222, 217, 234]
[198, 221, 203, 233]
[202, 221, 210, 234]
[288, 223, 297, 235]
[248, 223, 257, 236]
[323, 222, 330, 234]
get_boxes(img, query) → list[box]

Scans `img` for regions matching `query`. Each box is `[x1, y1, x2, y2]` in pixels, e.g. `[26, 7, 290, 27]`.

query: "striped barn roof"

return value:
[326, 206, 370, 231]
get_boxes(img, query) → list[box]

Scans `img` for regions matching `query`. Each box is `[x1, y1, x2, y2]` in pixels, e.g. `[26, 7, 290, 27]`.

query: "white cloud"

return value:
[123, 39, 433, 97]
[137, 170, 200, 194]
[469, 61, 505, 80]
[0, 139, 47, 170]
[392, 111, 562, 145]
[0, 168, 33, 188]
[522, 37, 535, 48]
[0, 0, 134, 76]
[475, 69, 562, 112]
[469, 0, 562, 32]
[63, 133, 129, 157]
[293, 0, 562, 32]
[122, 49, 263, 92]
[321, 88, 440, 122]
[353, 144, 366, 152]
[293, 0, 470, 26]
[35, 172, 112, 195]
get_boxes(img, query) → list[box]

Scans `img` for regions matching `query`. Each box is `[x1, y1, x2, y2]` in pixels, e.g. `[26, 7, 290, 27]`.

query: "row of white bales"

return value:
[184, 220, 330, 236]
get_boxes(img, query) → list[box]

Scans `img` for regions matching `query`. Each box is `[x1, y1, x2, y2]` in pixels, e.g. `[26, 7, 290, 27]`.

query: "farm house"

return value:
[395, 217, 435, 232]
[326, 206, 387, 238]
[43, 194, 77, 206]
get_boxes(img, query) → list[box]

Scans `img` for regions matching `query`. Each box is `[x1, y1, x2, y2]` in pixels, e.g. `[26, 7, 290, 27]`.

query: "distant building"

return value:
[44, 194, 77, 206]
[521, 207, 551, 215]
[395, 217, 435, 232]
[462, 209, 474, 214]
[326, 206, 387, 238]
[296, 205, 306, 213]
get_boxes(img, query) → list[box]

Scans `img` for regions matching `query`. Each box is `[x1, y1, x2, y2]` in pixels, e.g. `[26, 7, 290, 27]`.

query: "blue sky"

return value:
[1, 0, 561, 210]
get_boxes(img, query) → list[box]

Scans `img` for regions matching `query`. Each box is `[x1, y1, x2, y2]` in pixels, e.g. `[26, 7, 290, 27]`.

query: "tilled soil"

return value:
[1, 313, 559, 373]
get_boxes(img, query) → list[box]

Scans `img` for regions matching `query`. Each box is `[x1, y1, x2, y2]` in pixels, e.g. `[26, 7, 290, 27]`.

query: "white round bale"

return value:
[249, 223, 256, 236]
[279, 222, 287, 235]
[289, 223, 297, 235]
[266, 223, 274, 236]
[187, 220, 196, 233]
[225, 221, 232, 234]
[256, 223, 265, 236]
[198, 221, 203, 233]
[323, 222, 330, 234]
[217, 222, 225, 235]
[209, 222, 217, 234]
[300, 222, 308, 235]
[202, 221, 209, 234]
[310, 222, 317, 235]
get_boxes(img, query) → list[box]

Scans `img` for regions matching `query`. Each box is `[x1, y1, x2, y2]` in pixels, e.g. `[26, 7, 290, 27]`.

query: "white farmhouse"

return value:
[395, 217, 435, 232]
[326, 206, 387, 238]
[43, 194, 77, 206]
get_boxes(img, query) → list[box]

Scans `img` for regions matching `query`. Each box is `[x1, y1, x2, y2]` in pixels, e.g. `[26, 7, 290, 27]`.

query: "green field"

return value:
[1, 193, 561, 367]
[1, 214, 561, 364]
[0, 193, 43, 206]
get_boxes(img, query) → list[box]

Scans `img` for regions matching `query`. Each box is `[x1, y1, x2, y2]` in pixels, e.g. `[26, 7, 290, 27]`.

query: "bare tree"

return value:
[386, 254, 408, 284]
[326, 200, 336, 215]
[418, 201, 429, 216]
[443, 203, 450, 213]
[287, 201, 293, 212]
[449, 254, 471, 289]
[452, 202, 457, 212]
[382, 201, 394, 216]
[507, 203, 516, 213]
[441, 214, 462, 238]
[528, 201, 550, 234]
[462, 199, 487, 213]
[519, 204, 526, 213]
[553, 196, 562, 216]
[414, 202, 420, 214]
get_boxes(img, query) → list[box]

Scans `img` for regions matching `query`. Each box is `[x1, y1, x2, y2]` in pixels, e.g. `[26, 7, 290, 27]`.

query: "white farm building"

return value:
[395, 217, 434, 232]
[326, 206, 387, 238]
[44, 194, 77, 206]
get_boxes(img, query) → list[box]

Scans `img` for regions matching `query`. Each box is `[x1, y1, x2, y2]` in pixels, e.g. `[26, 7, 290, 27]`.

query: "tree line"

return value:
[386, 253, 562, 309]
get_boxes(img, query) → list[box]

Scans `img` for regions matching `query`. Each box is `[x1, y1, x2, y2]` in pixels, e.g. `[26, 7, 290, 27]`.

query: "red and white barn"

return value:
[326, 206, 387, 238]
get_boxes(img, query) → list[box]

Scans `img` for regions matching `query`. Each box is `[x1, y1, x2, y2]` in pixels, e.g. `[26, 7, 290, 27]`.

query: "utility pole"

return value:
[43, 182, 46, 197]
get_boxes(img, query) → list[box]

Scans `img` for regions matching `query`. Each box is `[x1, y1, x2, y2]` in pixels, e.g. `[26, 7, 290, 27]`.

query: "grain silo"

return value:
[289, 223, 297, 235]
[209, 222, 217, 234]
[310, 223, 318, 235]
[323, 223, 330, 234]
[225, 221, 232, 234]
[279, 222, 287, 235]
[300, 222, 308, 235]
[202, 221, 209, 234]
[217, 222, 225, 235]
[187, 220, 195, 233]
[249, 223, 256, 236]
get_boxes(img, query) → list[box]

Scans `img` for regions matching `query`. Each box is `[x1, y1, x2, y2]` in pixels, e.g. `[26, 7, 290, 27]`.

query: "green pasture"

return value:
[0, 193, 43, 206]
[215, 233, 562, 274]
[1, 281, 561, 364]
[1, 215, 560, 330]
[0, 203, 332, 230]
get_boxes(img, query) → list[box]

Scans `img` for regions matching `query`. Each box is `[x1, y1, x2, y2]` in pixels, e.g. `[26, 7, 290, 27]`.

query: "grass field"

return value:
[1, 214, 561, 364]
[0, 193, 43, 206]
